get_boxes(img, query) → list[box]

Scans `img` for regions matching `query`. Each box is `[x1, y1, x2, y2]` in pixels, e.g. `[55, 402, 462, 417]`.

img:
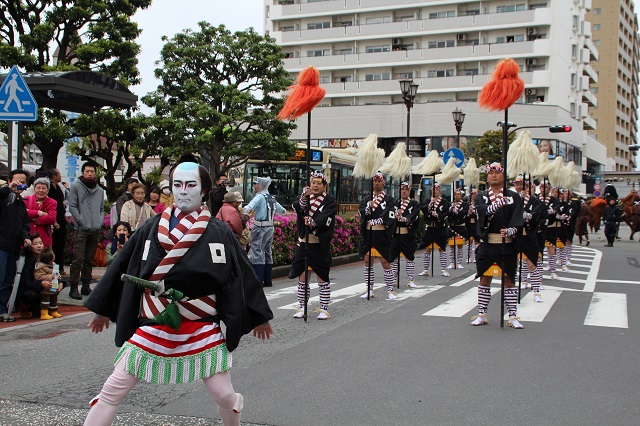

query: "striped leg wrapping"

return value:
[422, 252, 430, 271]
[457, 247, 463, 266]
[392, 260, 399, 280]
[439, 250, 447, 270]
[406, 261, 415, 281]
[363, 266, 374, 290]
[449, 248, 455, 265]
[548, 255, 557, 273]
[566, 245, 573, 262]
[297, 281, 308, 308]
[318, 282, 330, 310]
[558, 248, 566, 266]
[384, 268, 394, 292]
[504, 288, 518, 317]
[529, 266, 542, 293]
[477, 285, 491, 314]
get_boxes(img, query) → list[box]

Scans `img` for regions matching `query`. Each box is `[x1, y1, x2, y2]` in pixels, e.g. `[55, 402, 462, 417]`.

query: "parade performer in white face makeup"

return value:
[83, 159, 273, 426]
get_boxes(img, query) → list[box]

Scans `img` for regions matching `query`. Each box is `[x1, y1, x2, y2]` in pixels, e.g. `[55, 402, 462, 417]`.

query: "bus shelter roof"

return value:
[0, 70, 137, 114]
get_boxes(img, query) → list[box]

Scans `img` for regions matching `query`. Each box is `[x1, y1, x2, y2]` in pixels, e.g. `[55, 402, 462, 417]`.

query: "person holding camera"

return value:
[106, 221, 132, 265]
[0, 169, 31, 322]
[209, 172, 229, 217]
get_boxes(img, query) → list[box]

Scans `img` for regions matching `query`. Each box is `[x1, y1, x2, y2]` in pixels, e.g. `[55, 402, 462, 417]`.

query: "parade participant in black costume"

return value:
[447, 189, 468, 270]
[603, 198, 624, 247]
[83, 159, 273, 426]
[290, 172, 337, 320]
[465, 190, 479, 263]
[418, 183, 450, 277]
[514, 177, 546, 302]
[390, 182, 421, 288]
[540, 183, 561, 280]
[470, 163, 524, 329]
[358, 172, 397, 300]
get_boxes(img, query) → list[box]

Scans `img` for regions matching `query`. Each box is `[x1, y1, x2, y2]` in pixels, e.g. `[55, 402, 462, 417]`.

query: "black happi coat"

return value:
[390, 198, 420, 260]
[289, 193, 338, 281]
[84, 215, 273, 352]
[293, 193, 337, 242]
[448, 200, 469, 240]
[519, 194, 546, 261]
[394, 198, 421, 233]
[358, 192, 397, 238]
[474, 189, 523, 280]
[419, 196, 450, 249]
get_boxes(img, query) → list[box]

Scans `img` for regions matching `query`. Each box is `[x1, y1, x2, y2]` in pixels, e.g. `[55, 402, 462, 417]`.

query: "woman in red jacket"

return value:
[24, 177, 58, 248]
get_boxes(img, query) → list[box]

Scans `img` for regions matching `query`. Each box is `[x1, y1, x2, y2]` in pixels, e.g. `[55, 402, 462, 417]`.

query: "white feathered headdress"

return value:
[436, 158, 462, 185]
[352, 134, 385, 179]
[379, 142, 412, 179]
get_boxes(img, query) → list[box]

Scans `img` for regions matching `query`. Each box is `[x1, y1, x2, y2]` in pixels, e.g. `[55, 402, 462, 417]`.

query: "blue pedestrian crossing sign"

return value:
[443, 147, 465, 168]
[0, 65, 38, 121]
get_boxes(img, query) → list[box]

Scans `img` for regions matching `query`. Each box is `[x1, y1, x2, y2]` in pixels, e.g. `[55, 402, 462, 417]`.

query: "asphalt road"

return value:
[1, 229, 639, 425]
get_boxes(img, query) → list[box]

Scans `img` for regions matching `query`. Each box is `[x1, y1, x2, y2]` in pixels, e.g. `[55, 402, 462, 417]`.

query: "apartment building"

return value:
[587, 0, 640, 171]
[265, 0, 611, 191]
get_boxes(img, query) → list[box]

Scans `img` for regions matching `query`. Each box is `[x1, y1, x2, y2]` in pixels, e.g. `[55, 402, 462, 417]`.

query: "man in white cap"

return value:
[243, 176, 285, 287]
[158, 179, 173, 207]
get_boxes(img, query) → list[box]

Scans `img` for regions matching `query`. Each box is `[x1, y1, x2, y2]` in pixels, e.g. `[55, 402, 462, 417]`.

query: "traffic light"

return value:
[549, 125, 572, 133]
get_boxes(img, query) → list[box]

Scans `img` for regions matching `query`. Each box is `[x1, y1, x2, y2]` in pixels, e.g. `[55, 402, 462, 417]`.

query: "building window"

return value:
[320, 76, 331, 84]
[335, 20, 353, 27]
[395, 72, 413, 79]
[280, 26, 295, 32]
[593, 24, 601, 30]
[337, 48, 353, 55]
[428, 10, 455, 19]
[366, 45, 390, 53]
[496, 35, 525, 43]
[428, 40, 455, 48]
[336, 76, 352, 83]
[593, 8, 601, 15]
[427, 69, 454, 78]
[497, 4, 525, 13]
[594, 39, 601, 46]
[307, 22, 330, 30]
[365, 17, 391, 25]
[529, 3, 548, 9]
[307, 49, 330, 57]
[592, 87, 599, 94]
[463, 69, 479, 76]
[365, 73, 390, 81]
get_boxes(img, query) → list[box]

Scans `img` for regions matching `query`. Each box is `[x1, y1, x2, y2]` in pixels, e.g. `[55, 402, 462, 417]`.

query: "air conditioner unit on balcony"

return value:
[526, 58, 538, 66]
[526, 89, 538, 96]
[392, 38, 402, 46]
[457, 33, 467, 41]
[527, 28, 537, 36]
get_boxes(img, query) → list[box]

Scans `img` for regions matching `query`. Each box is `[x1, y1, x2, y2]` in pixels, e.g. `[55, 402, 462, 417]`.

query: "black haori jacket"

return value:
[420, 197, 451, 228]
[475, 189, 524, 241]
[522, 195, 546, 233]
[293, 193, 338, 242]
[395, 198, 421, 232]
[359, 193, 397, 239]
[84, 215, 273, 351]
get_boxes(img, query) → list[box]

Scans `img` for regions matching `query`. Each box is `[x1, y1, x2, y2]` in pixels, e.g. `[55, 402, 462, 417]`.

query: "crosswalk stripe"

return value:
[597, 279, 640, 285]
[266, 282, 319, 301]
[543, 275, 586, 283]
[394, 285, 443, 300]
[504, 289, 562, 322]
[278, 282, 386, 310]
[423, 287, 501, 317]
[584, 292, 628, 328]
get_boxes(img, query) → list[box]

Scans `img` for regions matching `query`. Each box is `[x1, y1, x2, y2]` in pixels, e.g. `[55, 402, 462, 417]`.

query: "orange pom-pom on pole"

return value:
[277, 66, 326, 120]
[478, 58, 524, 111]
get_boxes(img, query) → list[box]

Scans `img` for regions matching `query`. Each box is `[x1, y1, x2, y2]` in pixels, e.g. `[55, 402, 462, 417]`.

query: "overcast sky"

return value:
[131, 0, 264, 99]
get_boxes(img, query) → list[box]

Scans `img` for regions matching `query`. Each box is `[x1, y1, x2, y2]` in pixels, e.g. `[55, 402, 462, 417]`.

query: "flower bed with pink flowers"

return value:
[265, 212, 361, 267]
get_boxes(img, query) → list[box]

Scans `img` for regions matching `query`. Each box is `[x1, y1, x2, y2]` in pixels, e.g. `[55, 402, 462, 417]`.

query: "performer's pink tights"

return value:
[84, 360, 240, 426]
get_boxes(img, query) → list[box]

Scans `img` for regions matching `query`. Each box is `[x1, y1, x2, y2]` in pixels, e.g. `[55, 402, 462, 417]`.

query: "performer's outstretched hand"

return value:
[252, 322, 273, 340]
[88, 314, 110, 333]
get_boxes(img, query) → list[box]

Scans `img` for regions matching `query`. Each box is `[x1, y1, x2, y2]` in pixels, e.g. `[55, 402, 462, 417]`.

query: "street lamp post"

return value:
[399, 79, 419, 159]
[451, 107, 466, 149]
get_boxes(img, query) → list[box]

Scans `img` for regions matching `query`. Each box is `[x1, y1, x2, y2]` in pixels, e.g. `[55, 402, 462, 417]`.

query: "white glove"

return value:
[523, 212, 532, 221]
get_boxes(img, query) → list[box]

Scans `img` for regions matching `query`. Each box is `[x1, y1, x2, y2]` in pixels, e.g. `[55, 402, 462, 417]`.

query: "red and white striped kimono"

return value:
[85, 206, 273, 385]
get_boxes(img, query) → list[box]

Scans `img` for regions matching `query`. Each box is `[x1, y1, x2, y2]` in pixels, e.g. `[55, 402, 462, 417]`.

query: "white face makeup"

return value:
[172, 163, 203, 213]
